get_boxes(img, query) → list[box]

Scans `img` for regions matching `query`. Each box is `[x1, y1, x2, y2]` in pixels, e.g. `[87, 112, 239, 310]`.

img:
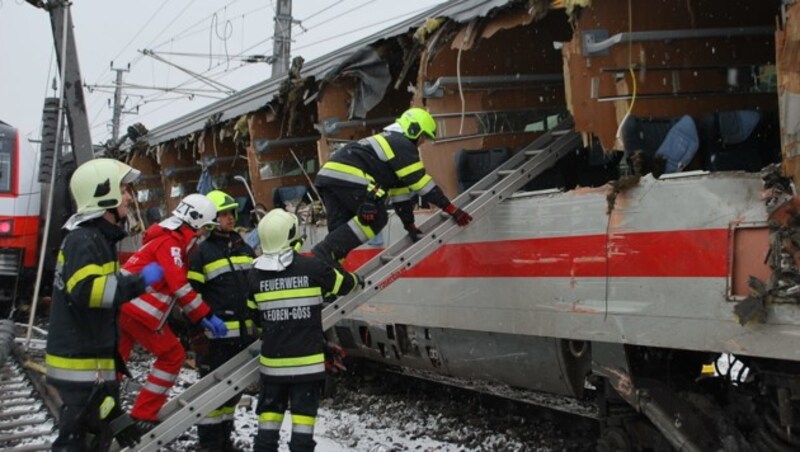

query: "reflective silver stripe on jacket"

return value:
[151, 368, 178, 382]
[259, 363, 325, 376]
[363, 136, 391, 162]
[143, 381, 171, 394]
[347, 219, 371, 242]
[47, 368, 116, 383]
[99, 275, 118, 309]
[316, 167, 370, 185]
[174, 283, 193, 298]
[131, 298, 164, 320]
[257, 296, 322, 311]
[181, 294, 204, 315]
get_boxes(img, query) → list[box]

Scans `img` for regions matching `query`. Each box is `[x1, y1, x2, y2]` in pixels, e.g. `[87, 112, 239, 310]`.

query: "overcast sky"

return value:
[0, 0, 446, 145]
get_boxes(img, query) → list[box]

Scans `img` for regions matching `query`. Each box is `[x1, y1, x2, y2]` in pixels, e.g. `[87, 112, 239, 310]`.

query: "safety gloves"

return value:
[443, 203, 473, 226]
[141, 262, 164, 286]
[201, 313, 228, 338]
[359, 184, 386, 224]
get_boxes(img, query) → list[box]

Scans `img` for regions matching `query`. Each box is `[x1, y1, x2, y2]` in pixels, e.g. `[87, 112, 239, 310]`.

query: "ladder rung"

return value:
[524, 149, 543, 157]
[178, 398, 189, 407]
[469, 190, 487, 197]
[497, 170, 515, 177]
[379, 254, 395, 263]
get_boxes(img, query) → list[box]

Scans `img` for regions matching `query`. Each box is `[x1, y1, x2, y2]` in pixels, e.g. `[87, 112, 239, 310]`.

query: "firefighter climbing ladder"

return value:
[129, 118, 582, 451]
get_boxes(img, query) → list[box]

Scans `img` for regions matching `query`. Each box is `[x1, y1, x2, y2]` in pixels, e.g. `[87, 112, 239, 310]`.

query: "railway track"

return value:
[0, 320, 57, 451]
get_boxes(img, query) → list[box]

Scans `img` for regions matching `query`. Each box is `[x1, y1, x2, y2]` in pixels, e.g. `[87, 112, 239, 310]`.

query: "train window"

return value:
[0, 131, 12, 193]
[258, 155, 317, 180]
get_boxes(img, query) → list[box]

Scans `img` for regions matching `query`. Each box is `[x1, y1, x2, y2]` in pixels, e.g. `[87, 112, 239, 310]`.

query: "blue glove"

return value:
[201, 314, 228, 338]
[141, 262, 164, 286]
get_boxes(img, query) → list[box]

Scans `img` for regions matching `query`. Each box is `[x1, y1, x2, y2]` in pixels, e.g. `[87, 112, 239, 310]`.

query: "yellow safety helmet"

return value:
[207, 190, 239, 221]
[396, 107, 436, 141]
[258, 208, 300, 254]
[69, 158, 141, 214]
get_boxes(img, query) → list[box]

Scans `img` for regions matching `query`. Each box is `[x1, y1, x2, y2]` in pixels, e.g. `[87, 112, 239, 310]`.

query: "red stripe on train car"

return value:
[343, 229, 730, 278]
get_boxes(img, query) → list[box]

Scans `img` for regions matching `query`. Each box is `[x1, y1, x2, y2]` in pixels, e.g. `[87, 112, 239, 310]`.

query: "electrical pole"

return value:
[271, 0, 293, 78]
[110, 64, 130, 142]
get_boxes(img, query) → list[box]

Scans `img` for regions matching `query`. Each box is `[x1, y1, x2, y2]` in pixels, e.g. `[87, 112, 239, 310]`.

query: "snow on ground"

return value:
[123, 350, 596, 451]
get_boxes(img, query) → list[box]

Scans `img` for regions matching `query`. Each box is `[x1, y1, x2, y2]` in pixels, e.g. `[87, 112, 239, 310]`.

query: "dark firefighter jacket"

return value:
[46, 218, 146, 386]
[247, 252, 359, 383]
[188, 230, 256, 340]
[315, 130, 450, 209]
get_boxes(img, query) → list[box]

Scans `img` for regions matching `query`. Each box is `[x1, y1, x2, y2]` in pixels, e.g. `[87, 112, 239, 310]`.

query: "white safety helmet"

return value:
[171, 193, 218, 230]
[258, 208, 300, 254]
[70, 158, 141, 214]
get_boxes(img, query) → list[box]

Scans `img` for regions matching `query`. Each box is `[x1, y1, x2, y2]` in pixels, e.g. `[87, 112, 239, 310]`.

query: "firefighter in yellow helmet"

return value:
[313, 107, 472, 265]
[247, 209, 361, 451]
[187, 190, 256, 451]
[46, 158, 164, 451]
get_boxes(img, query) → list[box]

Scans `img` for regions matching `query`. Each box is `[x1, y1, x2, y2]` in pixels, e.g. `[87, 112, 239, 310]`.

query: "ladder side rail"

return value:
[158, 341, 260, 418]
[133, 362, 261, 452]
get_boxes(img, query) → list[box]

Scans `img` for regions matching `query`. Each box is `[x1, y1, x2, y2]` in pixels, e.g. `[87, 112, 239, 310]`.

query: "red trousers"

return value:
[118, 313, 185, 421]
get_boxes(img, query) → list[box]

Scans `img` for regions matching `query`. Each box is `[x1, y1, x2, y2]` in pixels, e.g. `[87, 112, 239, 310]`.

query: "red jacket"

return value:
[120, 222, 210, 330]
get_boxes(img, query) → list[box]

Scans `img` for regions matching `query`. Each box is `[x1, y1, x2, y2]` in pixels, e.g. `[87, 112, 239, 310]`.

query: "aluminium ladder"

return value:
[129, 118, 582, 451]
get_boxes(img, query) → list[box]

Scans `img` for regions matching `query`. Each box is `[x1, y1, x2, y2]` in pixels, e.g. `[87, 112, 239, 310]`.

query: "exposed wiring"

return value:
[613, 0, 637, 148]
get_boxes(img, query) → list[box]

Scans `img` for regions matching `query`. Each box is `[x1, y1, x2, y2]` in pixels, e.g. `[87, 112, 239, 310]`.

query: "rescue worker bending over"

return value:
[313, 107, 473, 264]
[248, 209, 361, 452]
[46, 159, 164, 451]
[118, 193, 228, 430]
[187, 190, 256, 451]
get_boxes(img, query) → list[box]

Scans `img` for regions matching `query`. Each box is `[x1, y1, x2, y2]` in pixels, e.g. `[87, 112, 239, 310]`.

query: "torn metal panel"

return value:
[778, 1, 800, 179]
[319, 47, 391, 120]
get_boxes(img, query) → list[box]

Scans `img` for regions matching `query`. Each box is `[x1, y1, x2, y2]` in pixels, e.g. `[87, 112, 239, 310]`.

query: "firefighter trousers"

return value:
[118, 312, 185, 421]
[254, 378, 323, 452]
[312, 186, 388, 263]
[196, 338, 246, 450]
[52, 381, 120, 452]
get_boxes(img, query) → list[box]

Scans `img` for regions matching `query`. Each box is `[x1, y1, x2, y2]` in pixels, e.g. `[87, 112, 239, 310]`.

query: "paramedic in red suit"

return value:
[118, 193, 229, 428]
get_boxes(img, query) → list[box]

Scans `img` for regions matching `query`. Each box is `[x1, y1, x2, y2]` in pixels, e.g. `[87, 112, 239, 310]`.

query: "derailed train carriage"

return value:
[125, 0, 800, 449]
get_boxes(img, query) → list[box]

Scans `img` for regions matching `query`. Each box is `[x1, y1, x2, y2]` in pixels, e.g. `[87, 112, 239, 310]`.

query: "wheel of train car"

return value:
[596, 426, 633, 452]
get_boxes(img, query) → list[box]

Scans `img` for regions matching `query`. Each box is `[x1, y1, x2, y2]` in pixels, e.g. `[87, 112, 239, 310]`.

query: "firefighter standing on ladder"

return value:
[118, 193, 228, 430]
[312, 107, 473, 264]
[46, 159, 164, 451]
[248, 209, 361, 451]
[187, 190, 256, 451]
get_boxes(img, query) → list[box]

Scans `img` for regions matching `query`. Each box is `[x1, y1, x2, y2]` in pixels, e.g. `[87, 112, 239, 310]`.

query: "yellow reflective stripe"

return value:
[323, 162, 375, 181]
[203, 259, 229, 275]
[247, 299, 257, 309]
[57, 251, 65, 265]
[223, 319, 254, 329]
[187, 270, 206, 283]
[396, 161, 424, 178]
[66, 261, 117, 294]
[332, 269, 344, 294]
[409, 174, 433, 192]
[353, 217, 376, 239]
[260, 412, 284, 422]
[366, 183, 386, 198]
[292, 414, 315, 426]
[260, 353, 325, 367]
[45, 354, 114, 370]
[229, 256, 253, 265]
[372, 134, 395, 160]
[89, 276, 107, 308]
[255, 287, 322, 302]
[388, 187, 411, 196]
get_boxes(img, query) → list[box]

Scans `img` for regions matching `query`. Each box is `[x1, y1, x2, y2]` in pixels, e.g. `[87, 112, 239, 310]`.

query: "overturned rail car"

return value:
[125, 0, 800, 449]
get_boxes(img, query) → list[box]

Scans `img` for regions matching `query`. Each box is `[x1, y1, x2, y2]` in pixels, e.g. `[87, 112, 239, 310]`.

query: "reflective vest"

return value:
[46, 219, 146, 385]
[315, 131, 450, 208]
[248, 253, 359, 382]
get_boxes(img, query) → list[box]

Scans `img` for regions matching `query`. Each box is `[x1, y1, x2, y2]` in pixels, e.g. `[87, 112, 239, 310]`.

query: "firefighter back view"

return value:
[118, 193, 228, 430]
[248, 209, 361, 451]
[187, 190, 256, 451]
[312, 107, 473, 264]
[46, 158, 164, 451]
